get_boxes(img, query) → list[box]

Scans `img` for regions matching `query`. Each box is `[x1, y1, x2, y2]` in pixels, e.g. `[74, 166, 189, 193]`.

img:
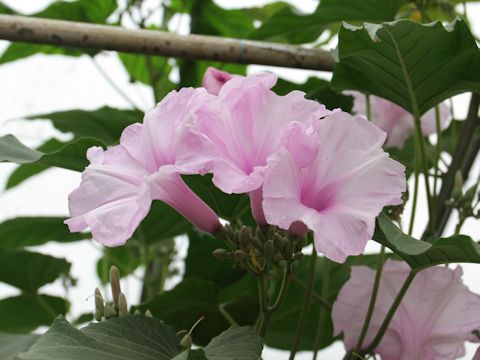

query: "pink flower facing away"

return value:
[349, 92, 452, 148]
[333, 260, 480, 360]
[182, 71, 330, 224]
[262, 111, 405, 262]
[65, 88, 221, 246]
[202, 67, 235, 95]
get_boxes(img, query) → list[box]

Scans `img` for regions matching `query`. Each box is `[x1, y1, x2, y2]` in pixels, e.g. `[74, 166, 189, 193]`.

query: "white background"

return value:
[0, 0, 479, 359]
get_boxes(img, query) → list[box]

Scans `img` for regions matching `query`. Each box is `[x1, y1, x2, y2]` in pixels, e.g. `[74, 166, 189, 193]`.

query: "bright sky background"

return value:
[0, 1, 479, 359]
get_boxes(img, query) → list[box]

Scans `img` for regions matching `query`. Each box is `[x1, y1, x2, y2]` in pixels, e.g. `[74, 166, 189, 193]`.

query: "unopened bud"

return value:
[180, 333, 192, 349]
[110, 266, 121, 306]
[264, 240, 275, 260]
[134, 309, 142, 315]
[212, 248, 231, 260]
[252, 237, 264, 250]
[145, 309, 153, 318]
[234, 249, 248, 262]
[118, 293, 128, 316]
[255, 227, 266, 242]
[94, 288, 104, 321]
[239, 226, 252, 248]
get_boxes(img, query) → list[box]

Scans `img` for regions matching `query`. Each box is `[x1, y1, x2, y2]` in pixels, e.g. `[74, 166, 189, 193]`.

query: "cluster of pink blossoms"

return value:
[66, 67, 406, 263]
[66, 68, 480, 359]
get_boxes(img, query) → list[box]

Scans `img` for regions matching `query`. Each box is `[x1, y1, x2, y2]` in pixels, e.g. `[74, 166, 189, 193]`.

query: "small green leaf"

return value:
[0, 217, 87, 249]
[332, 19, 480, 115]
[26, 107, 142, 145]
[18, 315, 181, 360]
[0, 333, 38, 360]
[0, 135, 104, 171]
[374, 214, 480, 270]
[0, 295, 68, 333]
[204, 326, 263, 360]
[0, 249, 70, 292]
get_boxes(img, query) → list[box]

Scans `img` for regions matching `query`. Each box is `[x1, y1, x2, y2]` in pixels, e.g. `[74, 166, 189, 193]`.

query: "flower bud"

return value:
[180, 333, 192, 349]
[110, 265, 121, 307]
[293, 252, 304, 261]
[94, 288, 104, 321]
[255, 227, 266, 242]
[264, 240, 275, 260]
[212, 248, 232, 260]
[145, 309, 153, 318]
[118, 292, 128, 316]
[252, 237, 264, 250]
[234, 249, 249, 262]
[239, 226, 252, 248]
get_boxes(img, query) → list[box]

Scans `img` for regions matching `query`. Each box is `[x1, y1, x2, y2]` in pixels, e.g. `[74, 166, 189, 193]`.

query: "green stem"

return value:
[363, 270, 417, 354]
[268, 265, 290, 312]
[354, 246, 385, 353]
[291, 275, 331, 310]
[365, 94, 372, 120]
[289, 250, 318, 360]
[257, 274, 271, 338]
[219, 304, 238, 326]
[408, 132, 421, 236]
[312, 258, 331, 360]
[433, 105, 442, 203]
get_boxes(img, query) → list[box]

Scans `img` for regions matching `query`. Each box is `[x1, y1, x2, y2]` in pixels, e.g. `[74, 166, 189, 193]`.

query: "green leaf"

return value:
[0, 217, 87, 249]
[6, 139, 65, 189]
[273, 77, 353, 112]
[136, 278, 257, 346]
[0, 295, 68, 333]
[18, 315, 181, 360]
[136, 278, 230, 345]
[0, 134, 104, 171]
[0, 0, 117, 65]
[182, 175, 254, 225]
[204, 326, 263, 360]
[185, 231, 245, 288]
[250, 0, 405, 44]
[331, 19, 480, 115]
[374, 214, 480, 270]
[0, 2, 15, 15]
[139, 201, 193, 244]
[0, 333, 38, 360]
[26, 107, 142, 145]
[0, 249, 70, 292]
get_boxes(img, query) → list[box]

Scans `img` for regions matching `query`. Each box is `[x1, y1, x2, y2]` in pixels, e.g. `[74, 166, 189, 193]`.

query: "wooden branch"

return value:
[0, 14, 335, 71]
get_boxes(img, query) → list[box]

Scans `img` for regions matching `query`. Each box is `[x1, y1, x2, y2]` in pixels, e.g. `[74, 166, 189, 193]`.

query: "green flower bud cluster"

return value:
[213, 224, 306, 274]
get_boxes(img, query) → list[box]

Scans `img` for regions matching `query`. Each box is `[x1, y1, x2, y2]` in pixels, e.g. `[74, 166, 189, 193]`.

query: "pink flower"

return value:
[262, 112, 405, 262]
[474, 346, 480, 360]
[181, 72, 329, 224]
[349, 92, 452, 148]
[332, 260, 480, 360]
[202, 67, 235, 95]
[65, 88, 221, 246]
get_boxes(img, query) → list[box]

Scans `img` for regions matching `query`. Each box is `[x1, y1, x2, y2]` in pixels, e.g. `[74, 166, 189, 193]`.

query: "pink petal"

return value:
[349, 92, 452, 148]
[202, 67, 234, 95]
[332, 260, 480, 360]
[187, 73, 329, 195]
[263, 112, 405, 262]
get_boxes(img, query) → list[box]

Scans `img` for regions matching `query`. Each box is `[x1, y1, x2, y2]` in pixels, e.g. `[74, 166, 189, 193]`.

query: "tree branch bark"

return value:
[0, 14, 335, 71]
